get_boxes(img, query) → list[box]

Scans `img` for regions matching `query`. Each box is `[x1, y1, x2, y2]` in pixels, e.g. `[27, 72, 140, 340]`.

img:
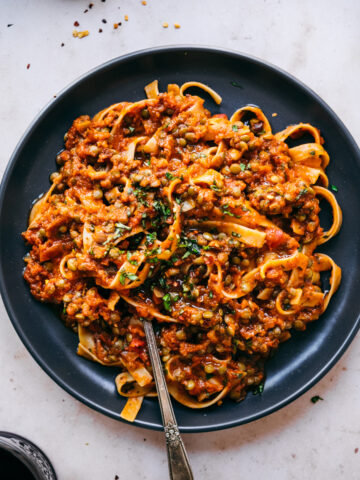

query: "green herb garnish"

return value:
[253, 383, 264, 395]
[221, 204, 239, 218]
[154, 200, 171, 219]
[179, 236, 202, 256]
[230, 81, 244, 89]
[119, 271, 139, 285]
[311, 395, 323, 404]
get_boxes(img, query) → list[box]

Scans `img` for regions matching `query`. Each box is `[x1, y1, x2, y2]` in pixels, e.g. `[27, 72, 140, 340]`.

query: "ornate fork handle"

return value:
[143, 320, 194, 480]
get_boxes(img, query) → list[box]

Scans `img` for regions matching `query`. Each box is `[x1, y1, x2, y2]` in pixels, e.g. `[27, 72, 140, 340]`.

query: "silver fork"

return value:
[143, 319, 194, 480]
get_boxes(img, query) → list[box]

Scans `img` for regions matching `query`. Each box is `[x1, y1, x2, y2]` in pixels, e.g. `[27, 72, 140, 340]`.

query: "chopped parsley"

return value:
[119, 271, 139, 285]
[232, 232, 241, 238]
[145, 232, 157, 246]
[230, 81, 244, 89]
[126, 251, 139, 266]
[134, 188, 149, 206]
[252, 382, 264, 395]
[296, 188, 308, 201]
[310, 150, 316, 156]
[240, 163, 246, 171]
[104, 222, 131, 245]
[210, 181, 222, 192]
[232, 124, 238, 132]
[209, 291, 213, 298]
[162, 292, 179, 312]
[330, 184, 338, 192]
[128, 126, 135, 134]
[165, 172, 177, 181]
[145, 246, 162, 257]
[221, 204, 239, 218]
[154, 200, 171, 219]
[178, 236, 202, 256]
[162, 293, 172, 312]
[311, 395, 323, 404]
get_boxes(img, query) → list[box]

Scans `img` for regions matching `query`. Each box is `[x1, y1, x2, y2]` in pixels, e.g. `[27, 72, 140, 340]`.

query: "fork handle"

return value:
[143, 320, 194, 480]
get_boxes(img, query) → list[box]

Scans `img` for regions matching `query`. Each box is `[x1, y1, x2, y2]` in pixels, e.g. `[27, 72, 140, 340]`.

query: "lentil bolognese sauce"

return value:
[23, 81, 342, 421]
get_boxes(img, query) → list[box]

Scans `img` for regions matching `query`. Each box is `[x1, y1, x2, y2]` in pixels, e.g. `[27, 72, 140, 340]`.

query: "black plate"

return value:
[1, 46, 359, 432]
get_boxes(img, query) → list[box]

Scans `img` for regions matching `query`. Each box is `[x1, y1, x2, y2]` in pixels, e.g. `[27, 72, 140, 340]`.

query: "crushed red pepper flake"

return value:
[88, 3, 93, 8]
[7, 24, 14, 27]
[84, 9, 88, 13]
[115, 476, 119, 480]
[26, 64, 30, 69]
[99, 28, 103, 33]
[355, 448, 359, 454]
[61, 43, 65, 47]
[102, 19, 107, 24]
[74, 21, 79, 27]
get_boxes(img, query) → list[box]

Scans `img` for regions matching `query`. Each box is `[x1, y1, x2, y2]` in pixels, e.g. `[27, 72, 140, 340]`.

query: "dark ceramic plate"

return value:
[1, 47, 359, 432]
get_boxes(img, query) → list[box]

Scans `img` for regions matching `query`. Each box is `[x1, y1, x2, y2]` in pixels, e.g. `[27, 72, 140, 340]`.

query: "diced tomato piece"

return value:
[212, 113, 228, 119]
[129, 338, 145, 349]
[266, 227, 288, 249]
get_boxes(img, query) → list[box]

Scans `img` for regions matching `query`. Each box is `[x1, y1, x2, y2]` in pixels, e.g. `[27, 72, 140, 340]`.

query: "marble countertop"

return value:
[1, 1, 360, 478]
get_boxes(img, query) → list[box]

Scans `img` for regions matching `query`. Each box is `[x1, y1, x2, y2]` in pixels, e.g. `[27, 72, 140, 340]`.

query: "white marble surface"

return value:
[1, 1, 360, 478]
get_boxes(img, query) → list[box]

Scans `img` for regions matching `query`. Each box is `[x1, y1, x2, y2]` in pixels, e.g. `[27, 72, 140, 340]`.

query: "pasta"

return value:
[23, 80, 342, 421]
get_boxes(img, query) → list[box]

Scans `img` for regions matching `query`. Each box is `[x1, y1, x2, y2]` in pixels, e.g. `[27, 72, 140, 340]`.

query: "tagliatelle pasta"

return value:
[23, 80, 342, 422]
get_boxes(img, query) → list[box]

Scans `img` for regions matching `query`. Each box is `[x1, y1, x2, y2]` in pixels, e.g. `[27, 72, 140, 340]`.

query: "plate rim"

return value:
[1, 45, 360, 433]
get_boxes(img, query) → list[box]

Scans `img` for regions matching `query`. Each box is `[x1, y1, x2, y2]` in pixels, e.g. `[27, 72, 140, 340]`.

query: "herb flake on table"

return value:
[311, 395, 323, 404]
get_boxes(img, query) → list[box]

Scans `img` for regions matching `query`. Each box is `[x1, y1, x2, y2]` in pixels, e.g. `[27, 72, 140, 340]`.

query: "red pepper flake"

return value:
[115, 476, 119, 480]
[101, 0, 106, 2]
[88, 3, 93, 8]
[102, 18, 107, 23]
[53, 95, 57, 98]
[61, 43, 65, 47]
[84, 9, 88, 13]
[7, 24, 14, 27]
[74, 21, 79, 27]
[355, 448, 359, 454]
[98, 28, 103, 33]
[26, 64, 30, 69]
